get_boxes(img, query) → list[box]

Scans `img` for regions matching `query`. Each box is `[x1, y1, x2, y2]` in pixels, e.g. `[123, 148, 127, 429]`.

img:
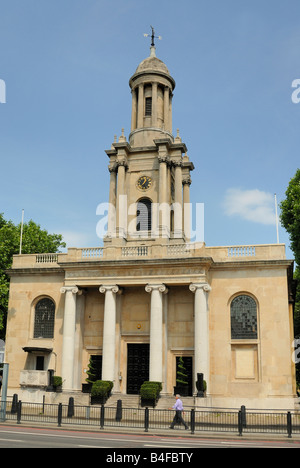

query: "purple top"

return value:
[173, 398, 184, 411]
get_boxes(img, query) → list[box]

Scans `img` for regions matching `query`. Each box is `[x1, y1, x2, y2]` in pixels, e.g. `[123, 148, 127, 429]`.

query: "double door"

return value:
[126, 344, 149, 394]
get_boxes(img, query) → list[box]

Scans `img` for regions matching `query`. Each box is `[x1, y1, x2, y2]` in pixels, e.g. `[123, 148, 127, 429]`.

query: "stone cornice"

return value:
[6, 267, 64, 277]
[211, 259, 294, 270]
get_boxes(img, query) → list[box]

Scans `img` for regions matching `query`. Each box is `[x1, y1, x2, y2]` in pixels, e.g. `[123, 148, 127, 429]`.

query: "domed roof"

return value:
[135, 54, 170, 75]
[130, 46, 175, 90]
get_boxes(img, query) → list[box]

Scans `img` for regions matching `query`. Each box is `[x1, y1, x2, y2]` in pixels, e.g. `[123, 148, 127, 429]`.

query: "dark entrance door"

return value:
[176, 356, 193, 396]
[91, 355, 102, 381]
[127, 344, 150, 394]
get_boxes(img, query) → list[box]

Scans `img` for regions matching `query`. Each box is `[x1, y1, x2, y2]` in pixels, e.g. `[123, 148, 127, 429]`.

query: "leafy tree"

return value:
[280, 169, 300, 267]
[0, 213, 65, 339]
[280, 169, 300, 388]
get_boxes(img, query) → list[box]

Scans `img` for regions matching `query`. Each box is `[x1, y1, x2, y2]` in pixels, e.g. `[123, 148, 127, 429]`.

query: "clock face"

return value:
[137, 175, 152, 191]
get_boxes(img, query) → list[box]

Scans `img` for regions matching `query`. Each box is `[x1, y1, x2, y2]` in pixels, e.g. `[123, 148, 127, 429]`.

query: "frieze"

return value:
[65, 265, 206, 280]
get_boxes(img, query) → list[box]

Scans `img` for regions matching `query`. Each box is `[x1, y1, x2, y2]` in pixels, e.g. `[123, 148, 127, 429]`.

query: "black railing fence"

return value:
[1, 397, 300, 437]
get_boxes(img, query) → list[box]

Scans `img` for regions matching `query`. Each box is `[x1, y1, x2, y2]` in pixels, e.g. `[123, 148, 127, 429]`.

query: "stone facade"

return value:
[4, 45, 297, 409]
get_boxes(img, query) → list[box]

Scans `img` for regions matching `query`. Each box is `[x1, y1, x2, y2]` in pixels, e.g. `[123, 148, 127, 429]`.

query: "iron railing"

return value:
[1, 398, 299, 438]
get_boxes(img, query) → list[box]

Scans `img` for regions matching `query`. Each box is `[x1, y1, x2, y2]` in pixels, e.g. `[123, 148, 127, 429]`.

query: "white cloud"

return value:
[223, 188, 276, 225]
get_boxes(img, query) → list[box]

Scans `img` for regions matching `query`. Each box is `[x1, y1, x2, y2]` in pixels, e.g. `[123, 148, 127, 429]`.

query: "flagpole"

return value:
[274, 194, 279, 244]
[19, 209, 24, 254]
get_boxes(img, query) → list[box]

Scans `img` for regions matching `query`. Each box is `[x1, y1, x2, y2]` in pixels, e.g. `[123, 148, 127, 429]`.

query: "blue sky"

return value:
[0, 0, 299, 261]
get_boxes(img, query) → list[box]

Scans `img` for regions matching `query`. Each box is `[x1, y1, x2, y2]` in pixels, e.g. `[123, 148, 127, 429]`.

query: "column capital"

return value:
[116, 159, 128, 169]
[60, 286, 79, 295]
[99, 285, 120, 295]
[182, 176, 192, 186]
[189, 283, 212, 293]
[145, 283, 168, 294]
[171, 159, 183, 168]
[158, 155, 169, 164]
[108, 163, 118, 173]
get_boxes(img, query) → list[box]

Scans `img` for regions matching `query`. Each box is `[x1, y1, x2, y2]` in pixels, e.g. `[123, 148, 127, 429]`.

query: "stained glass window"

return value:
[34, 298, 55, 339]
[231, 295, 257, 340]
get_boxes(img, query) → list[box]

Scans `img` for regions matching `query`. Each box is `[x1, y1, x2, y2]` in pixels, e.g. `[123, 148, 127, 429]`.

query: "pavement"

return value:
[1, 418, 300, 443]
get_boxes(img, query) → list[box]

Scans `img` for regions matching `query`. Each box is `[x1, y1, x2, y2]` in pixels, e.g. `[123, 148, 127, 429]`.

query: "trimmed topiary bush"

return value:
[91, 380, 113, 404]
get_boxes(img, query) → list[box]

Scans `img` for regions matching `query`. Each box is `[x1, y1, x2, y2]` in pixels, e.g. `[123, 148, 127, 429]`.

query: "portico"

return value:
[58, 257, 212, 396]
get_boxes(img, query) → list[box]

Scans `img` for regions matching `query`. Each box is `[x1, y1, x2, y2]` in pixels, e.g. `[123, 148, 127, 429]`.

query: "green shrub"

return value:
[91, 380, 113, 398]
[176, 357, 188, 387]
[86, 356, 97, 384]
[140, 381, 162, 400]
[53, 376, 62, 388]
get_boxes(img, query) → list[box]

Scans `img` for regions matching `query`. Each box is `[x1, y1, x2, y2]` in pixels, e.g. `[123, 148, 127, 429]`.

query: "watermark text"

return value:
[0, 79, 6, 103]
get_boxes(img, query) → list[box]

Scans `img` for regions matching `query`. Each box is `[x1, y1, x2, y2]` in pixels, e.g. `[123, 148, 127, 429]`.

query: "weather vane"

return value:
[144, 26, 162, 47]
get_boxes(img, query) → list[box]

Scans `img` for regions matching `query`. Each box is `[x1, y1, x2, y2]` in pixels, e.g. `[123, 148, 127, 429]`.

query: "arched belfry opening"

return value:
[136, 198, 152, 232]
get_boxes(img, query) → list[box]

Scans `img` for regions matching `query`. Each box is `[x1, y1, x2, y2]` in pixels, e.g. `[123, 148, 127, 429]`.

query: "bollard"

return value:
[11, 394, 18, 414]
[116, 399, 122, 422]
[67, 397, 74, 418]
[241, 405, 247, 428]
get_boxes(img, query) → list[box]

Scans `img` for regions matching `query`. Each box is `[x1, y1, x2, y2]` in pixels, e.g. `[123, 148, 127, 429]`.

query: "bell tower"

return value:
[128, 40, 175, 148]
[104, 35, 194, 246]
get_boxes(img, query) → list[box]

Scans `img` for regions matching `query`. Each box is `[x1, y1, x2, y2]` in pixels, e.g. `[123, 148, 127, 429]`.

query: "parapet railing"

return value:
[10, 243, 287, 268]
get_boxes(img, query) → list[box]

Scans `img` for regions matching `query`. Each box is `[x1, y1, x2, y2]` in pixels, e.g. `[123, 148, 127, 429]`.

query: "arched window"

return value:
[137, 198, 152, 231]
[34, 298, 55, 339]
[230, 295, 257, 340]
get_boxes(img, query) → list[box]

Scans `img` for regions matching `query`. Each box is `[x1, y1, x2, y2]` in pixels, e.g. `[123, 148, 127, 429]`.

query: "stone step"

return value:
[104, 394, 195, 410]
[156, 396, 195, 410]
[104, 394, 141, 408]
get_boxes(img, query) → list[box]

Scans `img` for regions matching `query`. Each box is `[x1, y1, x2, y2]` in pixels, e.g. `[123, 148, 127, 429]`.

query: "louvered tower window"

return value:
[137, 198, 152, 231]
[145, 97, 152, 116]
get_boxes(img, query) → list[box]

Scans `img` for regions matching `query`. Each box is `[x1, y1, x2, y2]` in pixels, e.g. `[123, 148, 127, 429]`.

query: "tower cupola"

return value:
[129, 41, 176, 147]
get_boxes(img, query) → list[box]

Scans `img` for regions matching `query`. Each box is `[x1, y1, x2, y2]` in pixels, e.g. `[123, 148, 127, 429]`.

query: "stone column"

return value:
[173, 161, 183, 238]
[145, 284, 168, 383]
[107, 165, 117, 237]
[152, 82, 158, 127]
[116, 161, 127, 238]
[164, 86, 170, 132]
[137, 83, 144, 128]
[183, 176, 191, 241]
[60, 286, 80, 391]
[131, 88, 137, 131]
[99, 285, 119, 383]
[158, 156, 169, 237]
[189, 283, 212, 393]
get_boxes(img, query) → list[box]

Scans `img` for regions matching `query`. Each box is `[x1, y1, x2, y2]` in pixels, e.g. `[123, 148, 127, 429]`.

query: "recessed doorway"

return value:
[126, 343, 149, 394]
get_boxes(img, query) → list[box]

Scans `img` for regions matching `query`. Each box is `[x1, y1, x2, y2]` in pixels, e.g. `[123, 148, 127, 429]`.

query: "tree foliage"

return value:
[0, 213, 65, 339]
[280, 169, 300, 388]
[280, 169, 300, 267]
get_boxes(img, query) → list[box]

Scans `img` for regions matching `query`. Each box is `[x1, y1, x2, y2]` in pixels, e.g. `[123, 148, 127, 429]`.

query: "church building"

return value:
[4, 38, 297, 409]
